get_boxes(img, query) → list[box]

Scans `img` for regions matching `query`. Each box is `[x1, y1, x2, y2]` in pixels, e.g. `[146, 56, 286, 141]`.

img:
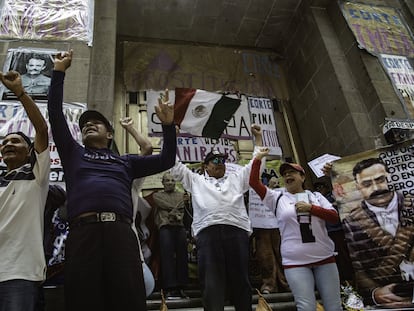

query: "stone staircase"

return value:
[43, 286, 298, 311]
[146, 289, 297, 311]
[45, 285, 414, 311]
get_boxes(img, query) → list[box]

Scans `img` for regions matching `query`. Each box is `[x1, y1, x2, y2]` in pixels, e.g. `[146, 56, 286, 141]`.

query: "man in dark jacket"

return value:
[48, 50, 177, 311]
[343, 158, 414, 307]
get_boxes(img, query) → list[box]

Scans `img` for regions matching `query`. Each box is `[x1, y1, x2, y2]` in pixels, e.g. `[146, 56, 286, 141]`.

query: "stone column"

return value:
[87, 0, 117, 122]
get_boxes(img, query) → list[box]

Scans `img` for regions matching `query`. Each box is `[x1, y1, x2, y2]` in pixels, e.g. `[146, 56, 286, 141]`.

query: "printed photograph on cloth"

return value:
[331, 139, 414, 308]
[1, 48, 56, 100]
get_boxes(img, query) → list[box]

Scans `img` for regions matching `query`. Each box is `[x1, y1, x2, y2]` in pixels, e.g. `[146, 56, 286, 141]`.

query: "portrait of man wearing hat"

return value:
[170, 124, 263, 311]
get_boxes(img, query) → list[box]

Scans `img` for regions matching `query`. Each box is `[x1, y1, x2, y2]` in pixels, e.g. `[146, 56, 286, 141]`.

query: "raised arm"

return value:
[156, 89, 176, 168]
[249, 147, 269, 199]
[155, 89, 174, 126]
[251, 124, 262, 147]
[0, 71, 48, 152]
[53, 50, 73, 73]
[120, 117, 153, 156]
[48, 50, 77, 154]
[129, 90, 176, 177]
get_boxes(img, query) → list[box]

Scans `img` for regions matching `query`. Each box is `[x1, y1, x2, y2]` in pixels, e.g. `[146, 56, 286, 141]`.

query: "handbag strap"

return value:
[274, 193, 283, 216]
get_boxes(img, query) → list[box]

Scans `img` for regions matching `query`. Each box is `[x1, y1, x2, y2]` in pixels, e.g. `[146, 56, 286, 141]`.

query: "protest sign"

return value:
[248, 160, 282, 228]
[176, 136, 237, 163]
[0, 48, 57, 100]
[247, 96, 282, 156]
[249, 188, 278, 229]
[0, 100, 86, 186]
[379, 54, 414, 118]
[382, 118, 414, 144]
[340, 2, 414, 57]
[331, 140, 414, 307]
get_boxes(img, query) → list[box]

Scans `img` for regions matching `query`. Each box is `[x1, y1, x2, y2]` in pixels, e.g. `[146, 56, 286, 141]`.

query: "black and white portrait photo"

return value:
[1, 48, 56, 99]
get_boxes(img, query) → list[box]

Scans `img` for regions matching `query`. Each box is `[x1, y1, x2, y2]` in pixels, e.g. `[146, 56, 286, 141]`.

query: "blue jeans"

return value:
[0, 279, 39, 311]
[284, 262, 342, 311]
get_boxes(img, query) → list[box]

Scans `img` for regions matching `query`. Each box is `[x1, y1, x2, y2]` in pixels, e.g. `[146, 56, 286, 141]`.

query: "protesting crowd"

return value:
[1, 49, 414, 311]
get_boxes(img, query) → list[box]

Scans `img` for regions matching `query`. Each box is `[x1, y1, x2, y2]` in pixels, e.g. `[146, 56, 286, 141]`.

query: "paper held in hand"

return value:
[307, 154, 341, 178]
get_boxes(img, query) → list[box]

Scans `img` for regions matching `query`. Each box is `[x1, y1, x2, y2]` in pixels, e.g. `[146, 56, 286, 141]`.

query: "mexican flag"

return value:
[174, 88, 241, 139]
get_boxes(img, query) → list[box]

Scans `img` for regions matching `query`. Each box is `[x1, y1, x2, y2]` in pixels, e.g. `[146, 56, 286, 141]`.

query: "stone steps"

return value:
[147, 289, 297, 311]
[43, 286, 298, 311]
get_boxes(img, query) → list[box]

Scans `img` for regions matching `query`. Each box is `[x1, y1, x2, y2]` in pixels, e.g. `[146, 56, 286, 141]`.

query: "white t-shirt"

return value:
[170, 153, 260, 236]
[0, 149, 50, 282]
[262, 189, 336, 266]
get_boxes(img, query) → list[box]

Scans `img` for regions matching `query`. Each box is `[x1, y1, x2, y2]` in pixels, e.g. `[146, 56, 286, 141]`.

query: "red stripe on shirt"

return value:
[249, 158, 267, 199]
[310, 204, 339, 224]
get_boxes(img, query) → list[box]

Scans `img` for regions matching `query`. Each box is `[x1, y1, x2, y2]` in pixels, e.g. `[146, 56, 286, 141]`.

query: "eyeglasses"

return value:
[211, 157, 226, 165]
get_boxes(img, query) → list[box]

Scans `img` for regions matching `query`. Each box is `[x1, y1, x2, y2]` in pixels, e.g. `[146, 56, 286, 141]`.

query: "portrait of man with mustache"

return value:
[343, 157, 414, 308]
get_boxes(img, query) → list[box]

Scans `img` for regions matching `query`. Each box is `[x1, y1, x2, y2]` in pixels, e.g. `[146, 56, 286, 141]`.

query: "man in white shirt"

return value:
[170, 124, 262, 311]
[0, 70, 50, 310]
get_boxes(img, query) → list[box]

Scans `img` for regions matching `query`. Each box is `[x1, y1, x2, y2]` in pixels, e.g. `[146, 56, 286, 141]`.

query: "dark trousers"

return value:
[254, 228, 287, 292]
[0, 279, 40, 311]
[159, 225, 188, 289]
[197, 225, 252, 311]
[64, 222, 146, 311]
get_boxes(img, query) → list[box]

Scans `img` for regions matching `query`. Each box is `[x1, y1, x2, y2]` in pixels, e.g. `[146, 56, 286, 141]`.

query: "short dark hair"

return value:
[26, 54, 47, 66]
[5, 131, 32, 147]
[352, 158, 388, 180]
[29, 53, 46, 61]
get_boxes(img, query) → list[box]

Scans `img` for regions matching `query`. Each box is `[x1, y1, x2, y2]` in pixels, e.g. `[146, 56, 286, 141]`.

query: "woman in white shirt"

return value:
[249, 148, 342, 311]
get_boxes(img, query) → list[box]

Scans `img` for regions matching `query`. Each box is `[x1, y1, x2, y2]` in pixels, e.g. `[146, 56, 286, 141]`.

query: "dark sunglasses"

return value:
[211, 157, 226, 165]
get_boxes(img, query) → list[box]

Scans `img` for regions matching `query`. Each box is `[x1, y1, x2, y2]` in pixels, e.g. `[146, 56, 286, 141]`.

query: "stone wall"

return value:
[284, 0, 414, 166]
